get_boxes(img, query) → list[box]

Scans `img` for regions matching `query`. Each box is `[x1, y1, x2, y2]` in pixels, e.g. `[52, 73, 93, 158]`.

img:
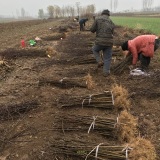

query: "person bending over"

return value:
[121, 35, 160, 71]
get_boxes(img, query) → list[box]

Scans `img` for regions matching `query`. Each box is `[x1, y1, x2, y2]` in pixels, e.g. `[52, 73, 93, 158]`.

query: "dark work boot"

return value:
[97, 61, 104, 68]
[140, 65, 149, 72]
[103, 72, 110, 77]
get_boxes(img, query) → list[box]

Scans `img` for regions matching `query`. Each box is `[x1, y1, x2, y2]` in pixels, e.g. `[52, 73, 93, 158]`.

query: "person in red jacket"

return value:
[121, 35, 160, 71]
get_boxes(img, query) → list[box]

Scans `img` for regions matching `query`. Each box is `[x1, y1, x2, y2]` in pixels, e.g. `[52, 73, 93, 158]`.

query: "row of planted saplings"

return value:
[52, 84, 156, 160]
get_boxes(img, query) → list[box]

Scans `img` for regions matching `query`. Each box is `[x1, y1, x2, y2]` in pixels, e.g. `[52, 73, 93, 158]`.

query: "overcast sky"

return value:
[0, 0, 160, 17]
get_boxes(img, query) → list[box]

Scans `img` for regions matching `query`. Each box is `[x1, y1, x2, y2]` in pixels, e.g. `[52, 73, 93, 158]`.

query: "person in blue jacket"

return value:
[79, 18, 88, 31]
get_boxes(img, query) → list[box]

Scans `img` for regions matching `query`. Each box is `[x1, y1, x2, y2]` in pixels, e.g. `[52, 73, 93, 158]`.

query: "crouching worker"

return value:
[121, 35, 160, 71]
[90, 9, 115, 77]
[79, 18, 88, 31]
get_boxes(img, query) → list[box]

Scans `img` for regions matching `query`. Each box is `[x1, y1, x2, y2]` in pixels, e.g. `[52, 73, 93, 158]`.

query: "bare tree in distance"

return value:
[60, 5, 75, 17]
[110, 0, 118, 13]
[143, 0, 154, 11]
[54, 5, 61, 18]
[143, 0, 147, 10]
[65, 5, 71, 17]
[38, 9, 44, 19]
[21, 8, 25, 18]
[47, 5, 54, 18]
[61, 6, 66, 17]
[110, 0, 113, 12]
[87, 4, 96, 14]
[81, 4, 95, 17]
[114, 0, 118, 12]
[70, 6, 76, 18]
[44, 3, 96, 18]
[16, 9, 20, 18]
[148, 0, 154, 9]
[75, 2, 80, 18]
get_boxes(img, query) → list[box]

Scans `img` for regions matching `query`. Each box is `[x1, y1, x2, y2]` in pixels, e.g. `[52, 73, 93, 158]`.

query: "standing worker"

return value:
[79, 18, 88, 31]
[90, 9, 115, 77]
[121, 35, 160, 71]
[93, 14, 96, 21]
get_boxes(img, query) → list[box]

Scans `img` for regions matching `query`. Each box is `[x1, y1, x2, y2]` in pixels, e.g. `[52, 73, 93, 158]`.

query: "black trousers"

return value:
[79, 23, 84, 31]
[154, 38, 160, 51]
[138, 39, 160, 70]
[138, 53, 150, 70]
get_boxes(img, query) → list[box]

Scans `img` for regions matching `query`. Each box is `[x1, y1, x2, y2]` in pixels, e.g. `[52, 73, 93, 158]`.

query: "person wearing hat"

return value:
[79, 18, 88, 31]
[121, 35, 160, 71]
[90, 9, 115, 77]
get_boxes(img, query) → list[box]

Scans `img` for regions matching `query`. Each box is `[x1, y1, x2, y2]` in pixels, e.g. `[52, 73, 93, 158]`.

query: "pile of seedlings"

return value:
[53, 110, 138, 140]
[0, 58, 13, 80]
[58, 91, 114, 109]
[45, 46, 61, 59]
[57, 85, 131, 110]
[0, 100, 39, 120]
[54, 114, 116, 137]
[41, 32, 66, 41]
[48, 137, 156, 160]
[116, 110, 138, 143]
[50, 139, 127, 160]
[0, 121, 35, 152]
[39, 73, 95, 89]
[112, 54, 132, 74]
[0, 59, 11, 69]
[128, 137, 157, 160]
[111, 84, 131, 111]
[70, 55, 96, 65]
[53, 110, 138, 141]
[47, 55, 96, 66]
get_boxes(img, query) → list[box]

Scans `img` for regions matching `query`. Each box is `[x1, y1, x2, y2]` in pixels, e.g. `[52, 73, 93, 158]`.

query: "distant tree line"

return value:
[142, 0, 160, 12]
[16, 0, 160, 19]
[38, 3, 95, 19]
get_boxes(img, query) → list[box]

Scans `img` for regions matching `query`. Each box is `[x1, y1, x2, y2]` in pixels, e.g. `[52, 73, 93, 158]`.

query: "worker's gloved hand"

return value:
[129, 65, 136, 70]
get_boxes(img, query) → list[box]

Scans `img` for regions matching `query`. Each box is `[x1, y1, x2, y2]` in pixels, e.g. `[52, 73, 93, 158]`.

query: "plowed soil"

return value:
[0, 18, 160, 160]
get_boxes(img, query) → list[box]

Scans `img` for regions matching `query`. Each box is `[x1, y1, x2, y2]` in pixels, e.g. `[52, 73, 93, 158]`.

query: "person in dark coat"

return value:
[79, 18, 88, 31]
[93, 14, 96, 20]
[90, 9, 115, 77]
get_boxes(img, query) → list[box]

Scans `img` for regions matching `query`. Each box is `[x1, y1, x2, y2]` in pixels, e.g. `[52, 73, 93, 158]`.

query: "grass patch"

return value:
[112, 16, 160, 35]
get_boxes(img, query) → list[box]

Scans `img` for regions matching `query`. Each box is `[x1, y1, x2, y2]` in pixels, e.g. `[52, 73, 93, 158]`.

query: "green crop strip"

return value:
[112, 16, 160, 35]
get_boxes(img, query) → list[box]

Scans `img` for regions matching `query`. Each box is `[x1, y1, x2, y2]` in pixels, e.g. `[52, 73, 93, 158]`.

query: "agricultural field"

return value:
[0, 18, 160, 160]
[112, 16, 160, 35]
